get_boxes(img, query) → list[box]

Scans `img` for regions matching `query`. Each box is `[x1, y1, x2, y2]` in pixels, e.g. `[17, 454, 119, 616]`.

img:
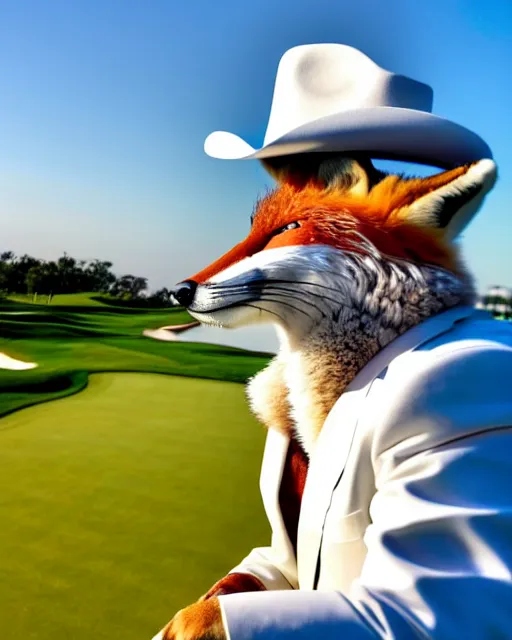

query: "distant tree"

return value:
[12, 254, 41, 293]
[110, 274, 148, 299]
[0, 254, 11, 292]
[1, 251, 14, 262]
[149, 287, 173, 306]
[26, 261, 58, 295]
[56, 253, 78, 293]
[0, 249, 155, 300]
[0, 266, 8, 294]
[25, 264, 44, 295]
[0, 252, 13, 294]
[85, 259, 117, 293]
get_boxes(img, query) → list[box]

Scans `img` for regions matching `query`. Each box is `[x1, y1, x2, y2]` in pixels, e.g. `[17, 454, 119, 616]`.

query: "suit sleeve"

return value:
[224, 539, 295, 592]
[220, 345, 512, 639]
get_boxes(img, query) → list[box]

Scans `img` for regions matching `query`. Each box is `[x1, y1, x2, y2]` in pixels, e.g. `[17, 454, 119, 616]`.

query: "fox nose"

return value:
[172, 280, 197, 307]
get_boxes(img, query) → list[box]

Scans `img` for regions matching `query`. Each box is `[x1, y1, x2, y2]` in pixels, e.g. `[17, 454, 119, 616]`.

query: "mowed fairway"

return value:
[0, 373, 268, 639]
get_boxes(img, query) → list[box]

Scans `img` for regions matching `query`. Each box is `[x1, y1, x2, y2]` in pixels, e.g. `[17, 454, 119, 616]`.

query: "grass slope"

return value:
[0, 295, 271, 416]
[8, 292, 109, 306]
[0, 373, 268, 640]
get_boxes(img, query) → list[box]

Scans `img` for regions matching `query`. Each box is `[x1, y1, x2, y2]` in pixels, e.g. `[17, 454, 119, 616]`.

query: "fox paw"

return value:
[153, 597, 226, 640]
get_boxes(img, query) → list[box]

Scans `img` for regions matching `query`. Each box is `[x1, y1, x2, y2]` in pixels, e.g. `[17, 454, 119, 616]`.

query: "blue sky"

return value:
[0, 0, 510, 293]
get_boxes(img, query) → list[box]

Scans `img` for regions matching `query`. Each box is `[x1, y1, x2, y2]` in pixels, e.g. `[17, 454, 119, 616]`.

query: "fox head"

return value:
[173, 154, 496, 349]
[173, 154, 497, 447]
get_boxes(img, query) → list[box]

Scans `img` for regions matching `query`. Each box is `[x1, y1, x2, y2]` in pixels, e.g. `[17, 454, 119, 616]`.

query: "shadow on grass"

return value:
[0, 370, 89, 422]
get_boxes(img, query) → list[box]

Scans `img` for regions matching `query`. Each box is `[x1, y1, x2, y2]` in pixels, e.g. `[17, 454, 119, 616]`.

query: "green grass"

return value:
[0, 373, 268, 640]
[0, 295, 271, 416]
[6, 292, 108, 306]
[0, 293, 273, 637]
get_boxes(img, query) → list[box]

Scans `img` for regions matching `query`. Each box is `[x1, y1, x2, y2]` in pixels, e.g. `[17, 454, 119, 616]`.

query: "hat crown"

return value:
[204, 42, 491, 169]
[263, 44, 434, 145]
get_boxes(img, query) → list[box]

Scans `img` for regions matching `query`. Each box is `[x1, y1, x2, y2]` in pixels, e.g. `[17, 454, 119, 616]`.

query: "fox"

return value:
[154, 152, 497, 640]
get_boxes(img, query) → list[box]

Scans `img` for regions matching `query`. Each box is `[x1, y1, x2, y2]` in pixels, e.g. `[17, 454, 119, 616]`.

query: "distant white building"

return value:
[476, 285, 512, 317]
[488, 286, 512, 301]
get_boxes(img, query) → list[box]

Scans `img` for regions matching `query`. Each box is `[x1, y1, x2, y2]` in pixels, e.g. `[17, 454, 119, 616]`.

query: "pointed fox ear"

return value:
[399, 159, 497, 240]
[261, 153, 384, 197]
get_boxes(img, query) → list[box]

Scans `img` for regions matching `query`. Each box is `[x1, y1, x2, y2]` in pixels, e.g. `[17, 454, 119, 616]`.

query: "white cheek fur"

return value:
[207, 245, 321, 284]
[192, 242, 469, 351]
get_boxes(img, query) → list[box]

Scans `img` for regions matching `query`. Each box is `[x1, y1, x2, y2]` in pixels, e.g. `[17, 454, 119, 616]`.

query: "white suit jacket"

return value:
[220, 307, 512, 639]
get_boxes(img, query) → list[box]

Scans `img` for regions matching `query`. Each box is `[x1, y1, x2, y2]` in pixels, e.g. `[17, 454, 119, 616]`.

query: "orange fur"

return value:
[255, 180, 459, 272]
[203, 573, 266, 598]
[190, 239, 257, 284]
[189, 168, 470, 284]
[161, 597, 225, 640]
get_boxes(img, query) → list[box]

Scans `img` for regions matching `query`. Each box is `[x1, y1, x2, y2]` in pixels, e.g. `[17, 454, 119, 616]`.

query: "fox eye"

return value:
[273, 221, 301, 236]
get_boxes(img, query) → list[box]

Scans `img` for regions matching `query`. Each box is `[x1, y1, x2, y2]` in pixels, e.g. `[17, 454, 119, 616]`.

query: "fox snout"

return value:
[172, 280, 197, 307]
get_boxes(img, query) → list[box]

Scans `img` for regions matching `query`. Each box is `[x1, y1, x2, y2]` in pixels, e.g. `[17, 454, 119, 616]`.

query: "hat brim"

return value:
[204, 107, 492, 169]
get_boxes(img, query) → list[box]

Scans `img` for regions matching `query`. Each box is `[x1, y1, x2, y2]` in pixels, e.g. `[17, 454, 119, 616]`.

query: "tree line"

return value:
[0, 251, 174, 306]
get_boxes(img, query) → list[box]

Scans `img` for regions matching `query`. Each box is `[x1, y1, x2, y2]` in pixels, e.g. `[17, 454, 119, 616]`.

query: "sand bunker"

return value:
[0, 352, 38, 370]
[143, 321, 200, 342]
[143, 321, 279, 353]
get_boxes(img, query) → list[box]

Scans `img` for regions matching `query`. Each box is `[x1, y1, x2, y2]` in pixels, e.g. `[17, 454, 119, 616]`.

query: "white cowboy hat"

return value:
[204, 44, 492, 169]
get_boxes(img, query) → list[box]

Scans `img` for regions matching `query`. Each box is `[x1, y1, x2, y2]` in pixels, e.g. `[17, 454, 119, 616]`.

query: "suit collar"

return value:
[297, 305, 477, 589]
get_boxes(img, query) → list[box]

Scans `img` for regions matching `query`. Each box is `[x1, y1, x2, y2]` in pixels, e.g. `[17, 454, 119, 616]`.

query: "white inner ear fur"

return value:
[407, 159, 497, 240]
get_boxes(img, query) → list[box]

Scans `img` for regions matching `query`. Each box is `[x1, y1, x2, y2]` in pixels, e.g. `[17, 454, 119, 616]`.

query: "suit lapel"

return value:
[297, 380, 373, 589]
[297, 305, 477, 589]
[260, 427, 290, 532]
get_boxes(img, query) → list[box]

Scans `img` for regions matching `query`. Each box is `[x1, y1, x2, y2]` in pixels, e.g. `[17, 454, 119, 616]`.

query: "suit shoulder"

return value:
[387, 314, 512, 383]
[369, 320, 512, 465]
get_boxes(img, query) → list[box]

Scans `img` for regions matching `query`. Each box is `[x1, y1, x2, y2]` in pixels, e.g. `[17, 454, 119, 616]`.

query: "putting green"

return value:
[0, 373, 268, 639]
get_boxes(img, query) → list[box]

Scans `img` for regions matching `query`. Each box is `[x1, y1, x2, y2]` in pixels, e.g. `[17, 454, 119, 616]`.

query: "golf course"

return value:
[0, 294, 272, 639]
